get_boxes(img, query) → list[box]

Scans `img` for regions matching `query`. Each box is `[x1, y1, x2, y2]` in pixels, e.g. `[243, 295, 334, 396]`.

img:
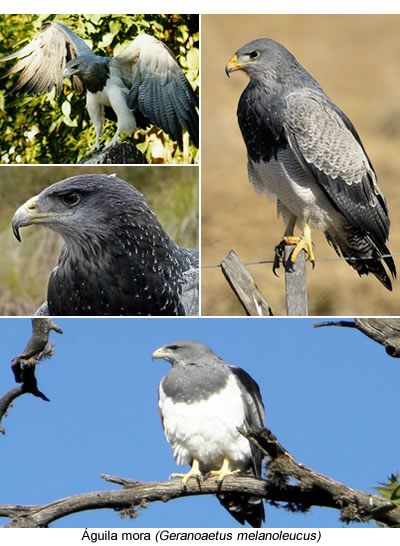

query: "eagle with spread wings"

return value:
[0, 16, 198, 160]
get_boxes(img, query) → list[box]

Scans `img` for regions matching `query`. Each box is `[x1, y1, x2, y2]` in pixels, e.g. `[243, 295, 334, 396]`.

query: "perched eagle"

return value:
[226, 38, 396, 289]
[12, 174, 199, 316]
[153, 340, 265, 527]
[0, 20, 198, 154]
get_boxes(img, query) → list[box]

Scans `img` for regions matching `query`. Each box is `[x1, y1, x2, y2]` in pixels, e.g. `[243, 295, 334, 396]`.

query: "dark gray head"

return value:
[12, 174, 155, 246]
[63, 53, 106, 77]
[154, 341, 230, 402]
[63, 54, 110, 93]
[63, 55, 90, 78]
[226, 38, 319, 89]
[152, 340, 225, 369]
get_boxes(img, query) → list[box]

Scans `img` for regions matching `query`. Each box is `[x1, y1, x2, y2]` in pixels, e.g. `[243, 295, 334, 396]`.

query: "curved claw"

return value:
[169, 459, 203, 491]
[208, 457, 241, 491]
[273, 240, 285, 277]
[273, 225, 316, 272]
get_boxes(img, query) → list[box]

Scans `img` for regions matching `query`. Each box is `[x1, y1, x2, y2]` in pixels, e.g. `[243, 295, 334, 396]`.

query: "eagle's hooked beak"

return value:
[62, 67, 72, 80]
[12, 195, 65, 241]
[12, 195, 40, 242]
[225, 54, 238, 77]
[226, 54, 257, 77]
[152, 347, 168, 360]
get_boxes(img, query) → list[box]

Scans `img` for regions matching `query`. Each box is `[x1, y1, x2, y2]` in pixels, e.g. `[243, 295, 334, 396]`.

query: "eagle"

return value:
[153, 340, 265, 527]
[12, 174, 199, 316]
[0, 20, 198, 155]
[226, 38, 396, 289]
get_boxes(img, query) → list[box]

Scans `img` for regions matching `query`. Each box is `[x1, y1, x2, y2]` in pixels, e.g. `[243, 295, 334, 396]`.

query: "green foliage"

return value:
[372, 473, 400, 527]
[0, 14, 199, 164]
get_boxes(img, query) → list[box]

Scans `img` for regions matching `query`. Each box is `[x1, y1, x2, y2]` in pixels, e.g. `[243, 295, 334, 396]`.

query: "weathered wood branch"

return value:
[221, 249, 273, 316]
[0, 319, 62, 434]
[284, 245, 308, 316]
[221, 247, 309, 316]
[243, 427, 400, 526]
[81, 141, 147, 164]
[1, 426, 398, 528]
[314, 318, 400, 357]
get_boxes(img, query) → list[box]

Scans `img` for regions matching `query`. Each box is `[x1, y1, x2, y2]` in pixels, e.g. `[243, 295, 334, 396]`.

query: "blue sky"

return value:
[1, 317, 398, 529]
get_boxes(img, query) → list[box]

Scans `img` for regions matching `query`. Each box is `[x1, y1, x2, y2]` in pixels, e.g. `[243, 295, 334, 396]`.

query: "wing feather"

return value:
[229, 366, 264, 477]
[119, 33, 198, 148]
[284, 88, 391, 247]
[0, 21, 94, 95]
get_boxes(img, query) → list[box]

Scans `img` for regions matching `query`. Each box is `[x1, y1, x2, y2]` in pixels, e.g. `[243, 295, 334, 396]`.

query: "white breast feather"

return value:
[91, 65, 137, 136]
[248, 149, 342, 232]
[159, 373, 252, 471]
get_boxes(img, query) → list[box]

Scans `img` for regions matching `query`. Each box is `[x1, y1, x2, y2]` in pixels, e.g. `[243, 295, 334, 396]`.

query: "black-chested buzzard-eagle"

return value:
[12, 174, 199, 316]
[0, 20, 198, 155]
[153, 340, 265, 527]
[226, 38, 396, 289]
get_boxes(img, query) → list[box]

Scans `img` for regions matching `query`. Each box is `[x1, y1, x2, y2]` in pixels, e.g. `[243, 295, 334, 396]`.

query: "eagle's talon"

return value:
[273, 240, 286, 276]
[169, 459, 203, 490]
[272, 255, 281, 277]
[284, 256, 296, 272]
[208, 457, 241, 490]
[85, 146, 99, 156]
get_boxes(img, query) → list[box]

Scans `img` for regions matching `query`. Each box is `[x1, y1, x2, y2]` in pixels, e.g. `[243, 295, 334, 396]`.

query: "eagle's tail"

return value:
[217, 491, 265, 528]
[326, 225, 396, 290]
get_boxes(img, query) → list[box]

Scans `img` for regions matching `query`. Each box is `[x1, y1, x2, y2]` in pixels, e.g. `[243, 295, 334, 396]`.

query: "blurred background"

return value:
[0, 166, 198, 315]
[202, 15, 400, 316]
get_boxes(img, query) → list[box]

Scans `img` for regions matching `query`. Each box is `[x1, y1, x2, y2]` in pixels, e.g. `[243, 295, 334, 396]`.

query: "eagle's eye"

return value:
[167, 345, 179, 351]
[60, 192, 81, 206]
[249, 50, 260, 59]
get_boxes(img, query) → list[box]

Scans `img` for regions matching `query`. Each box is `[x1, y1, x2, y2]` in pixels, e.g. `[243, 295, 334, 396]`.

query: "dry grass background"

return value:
[0, 166, 198, 315]
[201, 14, 400, 316]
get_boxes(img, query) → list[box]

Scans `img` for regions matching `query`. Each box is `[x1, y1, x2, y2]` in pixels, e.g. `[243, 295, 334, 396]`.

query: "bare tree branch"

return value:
[1, 427, 398, 528]
[314, 318, 400, 357]
[0, 319, 62, 434]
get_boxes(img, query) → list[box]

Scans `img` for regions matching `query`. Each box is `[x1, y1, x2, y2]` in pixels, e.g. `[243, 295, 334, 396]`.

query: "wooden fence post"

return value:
[219, 247, 308, 316]
[284, 246, 308, 316]
[220, 250, 273, 316]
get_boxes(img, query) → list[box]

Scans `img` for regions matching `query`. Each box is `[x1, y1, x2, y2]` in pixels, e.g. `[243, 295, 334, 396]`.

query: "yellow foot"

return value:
[288, 223, 315, 265]
[169, 459, 203, 490]
[273, 224, 315, 274]
[208, 457, 241, 488]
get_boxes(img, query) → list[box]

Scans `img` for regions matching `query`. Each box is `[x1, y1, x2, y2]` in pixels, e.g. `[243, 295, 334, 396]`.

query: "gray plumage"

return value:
[0, 21, 198, 153]
[12, 174, 199, 316]
[154, 340, 265, 527]
[226, 38, 396, 289]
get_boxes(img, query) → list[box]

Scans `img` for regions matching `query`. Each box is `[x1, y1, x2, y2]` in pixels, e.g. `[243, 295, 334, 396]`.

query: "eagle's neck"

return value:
[47, 212, 188, 316]
[80, 56, 112, 94]
[238, 82, 288, 163]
